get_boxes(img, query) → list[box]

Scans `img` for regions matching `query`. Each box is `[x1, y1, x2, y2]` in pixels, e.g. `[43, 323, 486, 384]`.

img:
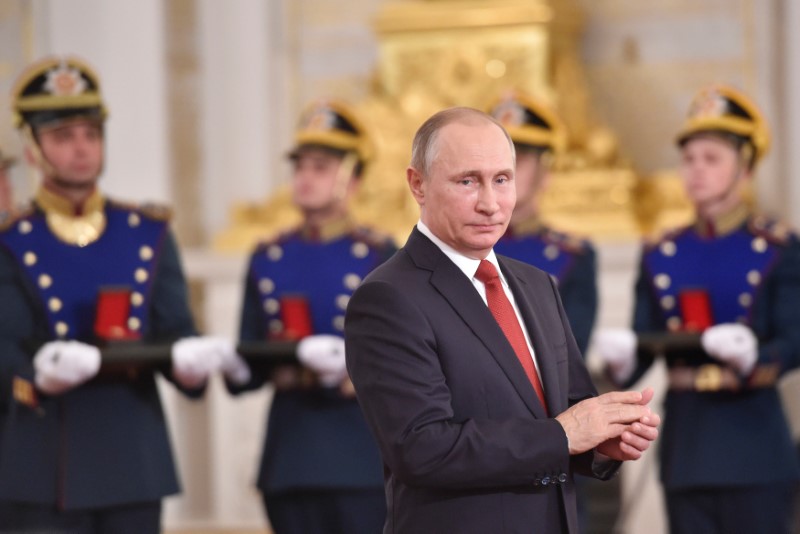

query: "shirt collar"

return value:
[416, 220, 506, 285]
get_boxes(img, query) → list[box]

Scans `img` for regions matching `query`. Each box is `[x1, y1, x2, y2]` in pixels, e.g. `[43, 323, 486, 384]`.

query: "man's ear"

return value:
[407, 167, 425, 205]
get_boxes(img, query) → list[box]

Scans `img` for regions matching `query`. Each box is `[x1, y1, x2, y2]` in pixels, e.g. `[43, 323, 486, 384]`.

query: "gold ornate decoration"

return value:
[215, 0, 688, 251]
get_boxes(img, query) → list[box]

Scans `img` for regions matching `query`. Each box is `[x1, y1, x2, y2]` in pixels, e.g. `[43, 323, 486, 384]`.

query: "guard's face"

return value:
[514, 149, 549, 209]
[291, 148, 349, 212]
[0, 168, 11, 212]
[36, 119, 104, 187]
[680, 135, 747, 206]
[409, 120, 515, 259]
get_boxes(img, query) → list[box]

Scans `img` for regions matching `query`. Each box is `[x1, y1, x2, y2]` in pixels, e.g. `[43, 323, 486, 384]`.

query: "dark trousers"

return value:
[264, 489, 386, 534]
[0, 501, 161, 534]
[667, 484, 796, 534]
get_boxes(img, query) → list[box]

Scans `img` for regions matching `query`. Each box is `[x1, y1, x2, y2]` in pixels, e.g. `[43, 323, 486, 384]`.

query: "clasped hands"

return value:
[555, 387, 660, 461]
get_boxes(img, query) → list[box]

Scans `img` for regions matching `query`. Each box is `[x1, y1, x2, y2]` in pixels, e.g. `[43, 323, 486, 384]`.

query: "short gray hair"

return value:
[409, 107, 516, 176]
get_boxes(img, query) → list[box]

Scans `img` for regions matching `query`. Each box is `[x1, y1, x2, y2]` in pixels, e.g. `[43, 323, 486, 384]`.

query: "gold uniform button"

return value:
[55, 322, 69, 337]
[259, 278, 275, 294]
[544, 245, 560, 260]
[18, 220, 33, 235]
[336, 294, 350, 310]
[746, 270, 761, 286]
[135, 268, 149, 283]
[39, 274, 53, 289]
[751, 237, 767, 253]
[351, 242, 369, 259]
[660, 241, 677, 257]
[267, 245, 283, 262]
[343, 273, 362, 290]
[128, 213, 141, 227]
[49, 297, 62, 312]
[654, 273, 671, 290]
[131, 292, 144, 307]
[660, 295, 676, 310]
[666, 316, 682, 332]
[738, 293, 753, 307]
[139, 245, 154, 261]
[128, 317, 141, 331]
[268, 319, 284, 333]
[263, 298, 280, 315]
[23, 251, 37, 266]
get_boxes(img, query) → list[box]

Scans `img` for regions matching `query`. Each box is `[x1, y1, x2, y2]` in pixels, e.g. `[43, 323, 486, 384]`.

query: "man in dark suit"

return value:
[345, 107, 661, 534]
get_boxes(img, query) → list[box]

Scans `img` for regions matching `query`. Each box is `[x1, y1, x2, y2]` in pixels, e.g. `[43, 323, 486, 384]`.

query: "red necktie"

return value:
[475, 260, 548, 414]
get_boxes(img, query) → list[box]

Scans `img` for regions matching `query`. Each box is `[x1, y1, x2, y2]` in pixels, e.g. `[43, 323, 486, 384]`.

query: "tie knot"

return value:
[475, 259, 500, 284]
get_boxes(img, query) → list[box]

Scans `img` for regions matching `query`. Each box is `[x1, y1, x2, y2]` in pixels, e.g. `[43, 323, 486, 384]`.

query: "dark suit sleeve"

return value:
[347, 278, 580, 490]
[558, 246, 598, 356]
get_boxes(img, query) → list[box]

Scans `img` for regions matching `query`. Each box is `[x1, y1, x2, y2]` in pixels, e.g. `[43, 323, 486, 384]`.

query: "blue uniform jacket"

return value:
[231, 220, 396, 494]
[0, 194, 199, 510]
[627, 208, 800, 490]
[494, 220, 597, 355]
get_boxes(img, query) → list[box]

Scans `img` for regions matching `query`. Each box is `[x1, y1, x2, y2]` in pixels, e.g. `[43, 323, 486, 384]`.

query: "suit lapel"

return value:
[405, 229, 546, 418]
[499, 257, 564, 415]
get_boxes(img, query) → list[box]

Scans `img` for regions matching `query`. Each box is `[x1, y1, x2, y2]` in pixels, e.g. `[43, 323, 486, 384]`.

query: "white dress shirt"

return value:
[416, 221, 544, 384]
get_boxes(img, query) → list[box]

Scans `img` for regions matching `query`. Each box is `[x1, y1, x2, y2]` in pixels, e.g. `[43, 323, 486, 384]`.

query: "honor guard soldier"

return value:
[489, 91, 597, 356]
[0, 148, 16, 218]
[0, 56, 237, 533]
[595, 85, 800, 533]
[227, 99, 395, 534]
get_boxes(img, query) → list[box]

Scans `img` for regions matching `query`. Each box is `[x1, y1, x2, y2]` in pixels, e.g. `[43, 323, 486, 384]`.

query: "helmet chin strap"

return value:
[21, 124, 55, 177]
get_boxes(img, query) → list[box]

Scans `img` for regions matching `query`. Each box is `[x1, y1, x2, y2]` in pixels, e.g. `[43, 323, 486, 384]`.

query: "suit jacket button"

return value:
[541, 476, 550, 486]
[558, 473, 567, 483]
[534, 478, 541, 486]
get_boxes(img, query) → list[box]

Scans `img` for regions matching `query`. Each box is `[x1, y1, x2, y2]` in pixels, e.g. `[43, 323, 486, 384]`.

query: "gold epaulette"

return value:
[748, 215, 794, 246]
[107, 199, 173, 222]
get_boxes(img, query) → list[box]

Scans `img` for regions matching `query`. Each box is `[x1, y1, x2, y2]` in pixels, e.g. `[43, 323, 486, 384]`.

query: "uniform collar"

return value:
[693, 202, 750, 238]
[298, 214, 355, 242]
[35, 186, 105, 217]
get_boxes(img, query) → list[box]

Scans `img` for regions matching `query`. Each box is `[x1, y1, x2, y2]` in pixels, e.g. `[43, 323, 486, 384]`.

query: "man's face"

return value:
[409, 120, 516, 259]
[291, 148, 349, 212]
[36, 119, 104, 188]
[680, 135, 746, 205]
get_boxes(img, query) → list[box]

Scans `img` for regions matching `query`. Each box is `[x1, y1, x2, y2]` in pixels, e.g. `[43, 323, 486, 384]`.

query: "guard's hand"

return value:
[296, 334, 348, 387]
[593, 328, 637, 383]
[34, 340, 101, 395]
[701, 323, 758, 375]
[171, 336, 229, 389]
[217, 339, 251, 386]
[555, 388, 659, 456]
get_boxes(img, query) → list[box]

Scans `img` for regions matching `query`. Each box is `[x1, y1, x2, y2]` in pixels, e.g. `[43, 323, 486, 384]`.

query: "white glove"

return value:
[593, 328, 637, 384]
[701, 323, 758, 375]
[296, 335, 348, 387]
[171, 336, 231, 388]
[34, 340, 101, 395]
[217, 339, 251, 386]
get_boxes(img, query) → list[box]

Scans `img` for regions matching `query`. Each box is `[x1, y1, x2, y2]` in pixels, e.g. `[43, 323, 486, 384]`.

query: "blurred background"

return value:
[1, 0, 799, 532]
